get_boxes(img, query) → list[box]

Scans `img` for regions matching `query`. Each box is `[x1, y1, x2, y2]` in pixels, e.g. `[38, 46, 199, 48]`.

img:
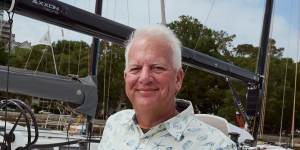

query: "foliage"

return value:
[168, 15, 235, 59]
[231, 38, 297, 134]
[96, 41, 129, 118]
[168, 15, 236, 117]
[10, 40, 90, 76]
[0, 40, 7, 65]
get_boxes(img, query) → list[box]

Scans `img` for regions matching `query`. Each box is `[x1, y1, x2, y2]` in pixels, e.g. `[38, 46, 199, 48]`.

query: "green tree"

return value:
[0, 41, 7, 65]
[168, 15, 236, 117]
[10, 40, 90, 76]
[96, 41, 128, 118]
[231, 38, 298, 134]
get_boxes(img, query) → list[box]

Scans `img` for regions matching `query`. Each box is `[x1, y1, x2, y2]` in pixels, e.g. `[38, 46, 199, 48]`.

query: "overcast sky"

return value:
[3, 0, 300, 59]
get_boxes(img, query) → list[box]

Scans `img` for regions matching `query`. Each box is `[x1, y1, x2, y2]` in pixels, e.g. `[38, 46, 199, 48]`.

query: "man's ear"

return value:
[175, 68, 184, 92]
[124, 70, 127, 79]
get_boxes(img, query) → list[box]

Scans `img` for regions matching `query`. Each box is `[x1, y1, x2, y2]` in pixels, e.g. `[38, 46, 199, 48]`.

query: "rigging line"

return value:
[35, 48, 47, 73]
[105, 0, 109, 18]
[66, 117, 72, 150]
[127, 0, 130, 25]
[226, 77, 250, 124]
[147, 0, 151, 24]
[184, 0, 216, 74]
[279, 61, 288, 142]
[58, 29, 66, 73]
[68, 40, 71, 75]
[193, 0, 216, 50]
[3, 11, 14, 144]
[251, 116, 256, 136]
[50, 39, 58, 75]
[24, 47, 33, 70]
[279, 0, 293, 144]
[105, 47, 113, 119]
[113, 0, 117, 20]
[102, 45, 108, 120]
[87, 118, 92, 150]
[291, 2, 300, 146]
[77, 41, 82, 76]
[258, 0, 276, 139]
[45, 47, 48, 72]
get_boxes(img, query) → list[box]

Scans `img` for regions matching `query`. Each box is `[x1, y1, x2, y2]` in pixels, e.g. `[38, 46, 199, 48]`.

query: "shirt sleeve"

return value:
[98, 117, 115, 150]
[98, 110, 134, 150]
[214, 136, 237, 150]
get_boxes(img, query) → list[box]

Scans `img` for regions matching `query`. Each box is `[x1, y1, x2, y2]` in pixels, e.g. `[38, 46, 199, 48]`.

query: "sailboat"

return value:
[0, 0, 297, 149]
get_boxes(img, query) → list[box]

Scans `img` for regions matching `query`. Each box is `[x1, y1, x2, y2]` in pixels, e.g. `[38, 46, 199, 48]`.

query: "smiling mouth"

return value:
[136, 89, 158, 92]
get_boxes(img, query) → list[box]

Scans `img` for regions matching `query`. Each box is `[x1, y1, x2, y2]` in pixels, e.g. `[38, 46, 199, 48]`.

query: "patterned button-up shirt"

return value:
[98, 100, 237, 150]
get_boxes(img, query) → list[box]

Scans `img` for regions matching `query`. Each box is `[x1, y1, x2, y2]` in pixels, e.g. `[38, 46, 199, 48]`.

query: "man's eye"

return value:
[152, 66, 166, 72]
[129, 67, 140, 73]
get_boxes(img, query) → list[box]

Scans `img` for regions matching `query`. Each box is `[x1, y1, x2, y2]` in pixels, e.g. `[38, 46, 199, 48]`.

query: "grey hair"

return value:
[125, 25, 182, 70]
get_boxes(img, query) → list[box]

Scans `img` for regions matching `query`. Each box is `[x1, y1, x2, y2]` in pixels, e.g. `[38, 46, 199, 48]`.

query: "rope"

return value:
[279, 0, 293, 144]
[126, 0, 130, 25]
[3, 11, 14, 144]
[184, 0, 216, 73]
[77, 42, 82, 76]
[45, 48, 48, 72]
[113, 0, 117, 20]
[102, 46, 107, 120]
[147, 0, 151, 24]
[279, 61, 288, 143]
[193, 0, 216, 51]
[24, 47, 33, 69]
[50, 44, 58, 75]
[58, 29, 67, 73]
[105, 47, 113, 119]
[68, 41, 71, 75]
[226, 77, 250, 124]
[35, 48, 47, 73]
[290, 3, 300, 146]
[105, 0, 109, 18]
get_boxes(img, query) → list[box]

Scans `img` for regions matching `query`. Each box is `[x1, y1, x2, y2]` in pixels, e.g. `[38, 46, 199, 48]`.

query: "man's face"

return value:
[124, 37, 184, 112]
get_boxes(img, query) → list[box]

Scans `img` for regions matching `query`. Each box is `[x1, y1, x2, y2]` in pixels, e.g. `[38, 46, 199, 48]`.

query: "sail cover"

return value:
[0, 66, 98, 117]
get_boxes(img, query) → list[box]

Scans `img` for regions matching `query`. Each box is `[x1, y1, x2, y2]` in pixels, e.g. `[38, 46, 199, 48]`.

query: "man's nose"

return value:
[138, 67, 152, 84]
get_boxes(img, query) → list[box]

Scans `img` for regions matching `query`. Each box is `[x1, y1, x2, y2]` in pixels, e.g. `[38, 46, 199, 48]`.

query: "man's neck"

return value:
[135, 107, 178, 129]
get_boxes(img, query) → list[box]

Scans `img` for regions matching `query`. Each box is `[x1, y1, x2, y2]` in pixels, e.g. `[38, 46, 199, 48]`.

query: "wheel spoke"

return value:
[8, 112, 23, 135]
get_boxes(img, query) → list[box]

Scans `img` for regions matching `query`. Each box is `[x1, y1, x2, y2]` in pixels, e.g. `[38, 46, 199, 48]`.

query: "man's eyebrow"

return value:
[127, 64, 140, 68]
[152, 63, 166, 66]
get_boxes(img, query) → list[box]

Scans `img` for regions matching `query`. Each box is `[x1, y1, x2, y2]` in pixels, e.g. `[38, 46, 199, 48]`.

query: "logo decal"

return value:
[32, 0, 60, 14]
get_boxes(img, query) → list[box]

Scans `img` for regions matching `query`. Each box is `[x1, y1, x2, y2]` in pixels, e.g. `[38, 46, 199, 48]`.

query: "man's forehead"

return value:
[129, 38, 172, 55]
[132, 36, 170, 48]
[127, 57, 168, 65]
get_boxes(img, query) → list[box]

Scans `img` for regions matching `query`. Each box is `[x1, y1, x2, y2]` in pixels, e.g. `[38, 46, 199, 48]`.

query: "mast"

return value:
[87, 0, 103, 146]
[160, 0, 166, 25]
[253, 0, 274, 144]
[90, 0, 103, 76]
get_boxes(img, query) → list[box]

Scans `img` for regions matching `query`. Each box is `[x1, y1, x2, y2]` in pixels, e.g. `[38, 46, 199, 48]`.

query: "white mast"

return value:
[39, 27, 58, 75]
[160, 0, 166, 25]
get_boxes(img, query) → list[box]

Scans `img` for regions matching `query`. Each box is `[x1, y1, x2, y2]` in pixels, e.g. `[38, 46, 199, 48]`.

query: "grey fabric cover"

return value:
[0, 65, 98, 117]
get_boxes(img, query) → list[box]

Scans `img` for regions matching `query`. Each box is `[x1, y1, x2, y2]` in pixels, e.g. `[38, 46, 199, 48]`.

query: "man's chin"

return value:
[133, 97, 158, 108]
[136, 90, 157, 96]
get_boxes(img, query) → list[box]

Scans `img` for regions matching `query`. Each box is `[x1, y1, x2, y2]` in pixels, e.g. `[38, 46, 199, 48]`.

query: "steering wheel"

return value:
[0, 99, 39, 150]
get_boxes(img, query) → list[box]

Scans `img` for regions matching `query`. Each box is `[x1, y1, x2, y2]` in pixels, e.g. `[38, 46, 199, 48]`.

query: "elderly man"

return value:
[98, 25, 236, 149]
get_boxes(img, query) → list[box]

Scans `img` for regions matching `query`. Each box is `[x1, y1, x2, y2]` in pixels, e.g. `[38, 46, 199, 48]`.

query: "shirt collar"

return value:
[124, 99, 195, 140]
[163, 99, 194, 141]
